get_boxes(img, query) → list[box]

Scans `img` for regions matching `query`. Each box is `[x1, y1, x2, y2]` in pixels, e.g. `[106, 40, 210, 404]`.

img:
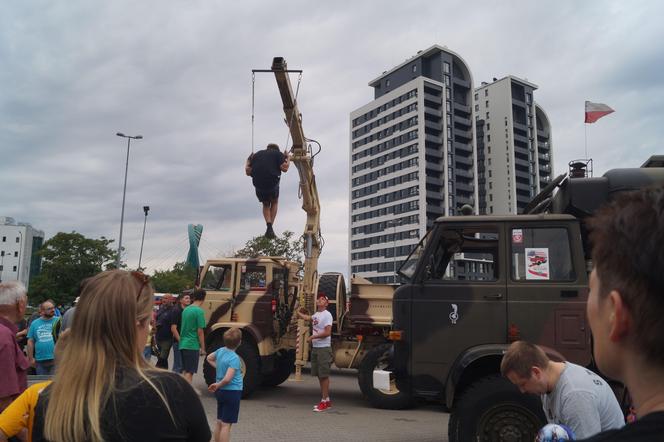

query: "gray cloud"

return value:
[1, 0, 662, 279]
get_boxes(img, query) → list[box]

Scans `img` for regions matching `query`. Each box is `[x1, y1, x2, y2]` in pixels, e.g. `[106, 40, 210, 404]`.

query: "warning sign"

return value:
[512, 229, 523, 244]
[525, 248, 550, 280]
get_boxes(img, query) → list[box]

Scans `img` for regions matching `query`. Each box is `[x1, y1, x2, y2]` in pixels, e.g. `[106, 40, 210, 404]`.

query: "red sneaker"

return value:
[313, 400, 331, 412]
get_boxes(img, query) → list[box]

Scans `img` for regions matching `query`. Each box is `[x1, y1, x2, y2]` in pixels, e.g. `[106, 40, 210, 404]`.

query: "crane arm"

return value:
[271, 57, 321, 314]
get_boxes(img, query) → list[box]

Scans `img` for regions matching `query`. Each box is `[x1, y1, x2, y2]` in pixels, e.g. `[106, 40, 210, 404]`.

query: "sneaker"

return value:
[313, 400, 331, 412]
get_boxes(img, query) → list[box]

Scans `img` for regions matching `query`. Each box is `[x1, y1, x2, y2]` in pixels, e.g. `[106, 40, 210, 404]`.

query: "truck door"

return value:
[505, 220, 591, 365]
[201, 263, 235, 323]
[411, 223, 507, 394]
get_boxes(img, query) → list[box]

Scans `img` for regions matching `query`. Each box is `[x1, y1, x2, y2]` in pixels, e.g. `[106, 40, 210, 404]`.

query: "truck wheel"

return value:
[448, 375, 545, 442]
[236, 341, 262, 398]
[261, 350, 295, 387]
[358, 343, 413, 409]
[203, 334, 224, 386]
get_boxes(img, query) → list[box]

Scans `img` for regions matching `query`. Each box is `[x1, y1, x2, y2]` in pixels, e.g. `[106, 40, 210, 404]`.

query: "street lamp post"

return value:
[137, 206, 150, 271]
[115, 132, 143, 268]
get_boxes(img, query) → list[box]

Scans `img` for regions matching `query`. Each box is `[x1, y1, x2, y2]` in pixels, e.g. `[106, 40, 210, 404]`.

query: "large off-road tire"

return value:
[317, 273, 346, 331]
[358, 343, 413, 409]
[204, 334, 261, 398]
[236, 341, 262, 398]
[448, 375, 545, 442]
[203, 333, 224, 386]
[261, 350, 295, 387]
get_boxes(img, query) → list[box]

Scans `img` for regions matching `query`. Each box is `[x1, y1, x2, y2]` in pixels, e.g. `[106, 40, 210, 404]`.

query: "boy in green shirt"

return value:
[179, 289, 207, 383]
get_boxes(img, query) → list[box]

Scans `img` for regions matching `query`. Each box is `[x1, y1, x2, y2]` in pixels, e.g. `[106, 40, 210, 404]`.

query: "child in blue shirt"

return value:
[206, 327, 243, 442]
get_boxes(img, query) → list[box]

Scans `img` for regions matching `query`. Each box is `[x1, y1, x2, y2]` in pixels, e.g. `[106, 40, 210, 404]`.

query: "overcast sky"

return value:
[2, 1, 662, 277]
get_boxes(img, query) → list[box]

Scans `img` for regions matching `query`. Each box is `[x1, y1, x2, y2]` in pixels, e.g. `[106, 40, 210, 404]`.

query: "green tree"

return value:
[234, 230, 303, 266]
[151, 262, 197, 293]
[29, 232, 117, 305]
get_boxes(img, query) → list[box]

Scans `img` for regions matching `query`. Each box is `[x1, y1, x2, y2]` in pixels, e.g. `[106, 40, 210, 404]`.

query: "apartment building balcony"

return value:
[454, 127, 473, 141]
[425, 133, 443, 144]
[423, 92, 443, 104]
[454, 142, 473, 155]
[455, 181, 474, 193]
[425, 119, 442, 130]
[425, 147, 443, 158]
[455, 155, 474, 167]
[454, 115, 472, 128]
[452, 77, 470, 88]
[424, 106, 443, 117]
[457, 194, 474, 206]
[426, 175, 444, 186]
[514, 157, 530, 169]
[453, 103, 471, 114]
[514, 169, 530, 181]
[540, 164, 551, 173]
[515, 181, 531, 193]
[455, 168, 474, 180]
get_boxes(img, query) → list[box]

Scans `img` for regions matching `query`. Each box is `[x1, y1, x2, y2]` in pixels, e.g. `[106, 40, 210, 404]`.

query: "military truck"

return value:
[366, 159, 664, 442]
[199, 58, 397, 396]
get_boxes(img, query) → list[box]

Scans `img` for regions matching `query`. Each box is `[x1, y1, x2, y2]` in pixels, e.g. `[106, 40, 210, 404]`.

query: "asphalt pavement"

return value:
[190, 365, 448, 442]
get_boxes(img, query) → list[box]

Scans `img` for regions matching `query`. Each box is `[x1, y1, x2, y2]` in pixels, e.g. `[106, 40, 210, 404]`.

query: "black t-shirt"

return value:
[32, 369, 211, 442]
[250, 149, 286, 189]
[170, 306, 184, 336]
[155, 306, 174, 340]
[579, 412, 664, 441]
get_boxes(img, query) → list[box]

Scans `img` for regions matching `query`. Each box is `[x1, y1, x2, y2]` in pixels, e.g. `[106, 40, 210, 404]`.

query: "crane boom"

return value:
[270, 57, 322, 379]
[270, 57, 321, 312]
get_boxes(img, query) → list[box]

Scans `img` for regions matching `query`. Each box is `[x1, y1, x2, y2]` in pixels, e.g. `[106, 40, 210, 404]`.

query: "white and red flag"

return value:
[585, 101, 614, 123]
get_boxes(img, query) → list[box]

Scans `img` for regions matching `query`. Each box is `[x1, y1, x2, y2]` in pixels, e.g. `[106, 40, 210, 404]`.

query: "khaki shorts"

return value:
[311, 346, 333, 378]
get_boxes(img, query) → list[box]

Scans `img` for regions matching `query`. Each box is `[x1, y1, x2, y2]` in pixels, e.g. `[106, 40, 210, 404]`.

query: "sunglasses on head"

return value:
[131, 271, 150, 300]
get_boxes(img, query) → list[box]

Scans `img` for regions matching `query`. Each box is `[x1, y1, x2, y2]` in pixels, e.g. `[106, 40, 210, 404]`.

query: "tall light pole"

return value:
[115, 132, 143, 268]
[138, 206, 150, 271]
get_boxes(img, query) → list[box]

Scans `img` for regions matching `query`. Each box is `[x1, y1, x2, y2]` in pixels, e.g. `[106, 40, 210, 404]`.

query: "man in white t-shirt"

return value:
[297, 294, 333, 412]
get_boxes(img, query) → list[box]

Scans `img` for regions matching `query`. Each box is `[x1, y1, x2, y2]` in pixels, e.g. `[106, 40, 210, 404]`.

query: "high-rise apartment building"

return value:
[0, 217, 44, 289]
[349, 45, 477, 283]
[474, 76, 553, 214]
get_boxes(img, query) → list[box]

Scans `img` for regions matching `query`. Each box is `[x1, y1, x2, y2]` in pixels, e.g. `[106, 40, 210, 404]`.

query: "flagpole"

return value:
[584, 123, 588, 160]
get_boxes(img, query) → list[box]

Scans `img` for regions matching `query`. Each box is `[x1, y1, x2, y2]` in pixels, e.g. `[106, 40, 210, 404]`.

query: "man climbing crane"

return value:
[245, 143, 290, 238]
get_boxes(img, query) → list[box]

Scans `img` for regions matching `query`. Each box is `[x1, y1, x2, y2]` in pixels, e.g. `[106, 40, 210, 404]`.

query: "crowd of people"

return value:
[0, 186, 662, 442]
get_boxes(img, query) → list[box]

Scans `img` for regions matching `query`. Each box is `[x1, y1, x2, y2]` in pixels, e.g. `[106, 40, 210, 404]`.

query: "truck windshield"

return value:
[398, 229, 430, 281]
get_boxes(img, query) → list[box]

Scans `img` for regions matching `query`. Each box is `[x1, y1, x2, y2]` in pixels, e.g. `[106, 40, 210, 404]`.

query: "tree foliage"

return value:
[234, 230, 303, 266]
[150, 262, 197, 294]
[29, 232, 117, 305]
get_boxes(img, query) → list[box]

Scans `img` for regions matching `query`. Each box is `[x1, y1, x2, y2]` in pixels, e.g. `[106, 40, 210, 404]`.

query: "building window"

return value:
[487, 135, 491, 142]
[2, 237, 5, 242]
[443, 62, 450, 74]
[0, 251, 3, 256]
[484, 89, 488, 96]
[475, 104, 479, 111]
[412, 65, 417, 73]
[474, 93, 479, 100]
[386, 79, 390, 87]
[0, 265, 2, 271]
[486, 112, 490, 119]
[14, 251, 18, 257]
[489, 206, 493, 213]
[13, 266, 17, 272]
[486, 123, 490, 130]
[446, 101, 451, 112]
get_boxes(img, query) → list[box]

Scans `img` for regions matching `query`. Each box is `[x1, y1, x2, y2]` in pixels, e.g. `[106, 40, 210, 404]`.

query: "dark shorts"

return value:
[215, 389, 242, 423]
[255, 186, 279, 203]
[311, 346, 333, 378]
[181, 349, 200, 374]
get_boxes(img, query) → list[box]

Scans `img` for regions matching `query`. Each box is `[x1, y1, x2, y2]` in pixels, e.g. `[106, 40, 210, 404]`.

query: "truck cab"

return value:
[393, 214, 590, 441]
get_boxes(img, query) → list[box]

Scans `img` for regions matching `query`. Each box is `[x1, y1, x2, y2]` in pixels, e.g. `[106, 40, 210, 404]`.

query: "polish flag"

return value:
[585, 101, 614, 123]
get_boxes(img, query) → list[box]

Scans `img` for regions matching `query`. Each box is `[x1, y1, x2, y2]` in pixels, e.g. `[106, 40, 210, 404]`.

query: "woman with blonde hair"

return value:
[32, 270, 211, 442]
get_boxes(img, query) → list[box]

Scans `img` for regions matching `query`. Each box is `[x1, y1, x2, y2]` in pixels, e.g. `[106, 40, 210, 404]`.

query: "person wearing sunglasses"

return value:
[31, 270, 211, 442]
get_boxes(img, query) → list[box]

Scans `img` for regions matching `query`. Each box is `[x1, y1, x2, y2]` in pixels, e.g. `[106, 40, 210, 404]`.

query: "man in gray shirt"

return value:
[501, 340, 624, 439]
